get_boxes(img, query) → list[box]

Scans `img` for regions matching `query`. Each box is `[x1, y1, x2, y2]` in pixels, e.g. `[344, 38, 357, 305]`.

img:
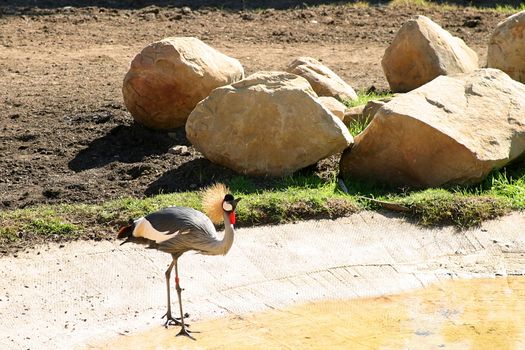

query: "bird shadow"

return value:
[68, 123, 186, 172]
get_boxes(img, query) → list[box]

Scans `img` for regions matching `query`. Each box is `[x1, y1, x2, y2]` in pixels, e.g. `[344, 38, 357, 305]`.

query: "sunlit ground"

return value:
[90, 277, 525, 350]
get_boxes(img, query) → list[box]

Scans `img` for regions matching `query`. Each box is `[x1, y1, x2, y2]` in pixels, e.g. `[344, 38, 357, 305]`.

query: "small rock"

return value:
[361, 98, 392, 121]
[92, 112, 111, 124]
[343, 105, 365, 126]
[286, 56, 358, 101]
[463, 18, 480, 28]
[241, 13, 254, 21]
[168, 145, 190, 156]
[42, 188, 61, 199]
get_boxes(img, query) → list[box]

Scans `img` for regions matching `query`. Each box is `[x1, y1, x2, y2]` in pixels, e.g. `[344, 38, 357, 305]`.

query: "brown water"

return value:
[90, 277, 525, 350]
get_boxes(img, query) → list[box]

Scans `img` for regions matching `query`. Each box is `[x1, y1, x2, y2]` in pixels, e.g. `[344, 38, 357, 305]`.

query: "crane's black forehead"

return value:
[224, 194, 234, 201]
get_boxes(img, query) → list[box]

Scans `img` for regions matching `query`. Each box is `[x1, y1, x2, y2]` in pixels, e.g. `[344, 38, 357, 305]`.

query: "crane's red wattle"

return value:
[229, 212, 236, 225]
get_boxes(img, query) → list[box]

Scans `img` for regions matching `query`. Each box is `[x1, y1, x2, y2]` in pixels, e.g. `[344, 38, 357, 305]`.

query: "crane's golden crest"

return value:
[202, 183, 229, 224]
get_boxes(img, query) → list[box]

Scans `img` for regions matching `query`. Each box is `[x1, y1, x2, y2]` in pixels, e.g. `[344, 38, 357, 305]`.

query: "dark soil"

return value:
[0, 1, 511, 210]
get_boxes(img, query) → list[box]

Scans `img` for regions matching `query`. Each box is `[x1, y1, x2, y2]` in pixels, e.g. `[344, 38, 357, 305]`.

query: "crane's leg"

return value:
[162, 258, 183, 327]
[175, 259, 196, 340]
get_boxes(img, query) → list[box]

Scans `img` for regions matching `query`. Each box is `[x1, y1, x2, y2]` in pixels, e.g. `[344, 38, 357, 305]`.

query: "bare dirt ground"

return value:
[0, 1, 511, 210]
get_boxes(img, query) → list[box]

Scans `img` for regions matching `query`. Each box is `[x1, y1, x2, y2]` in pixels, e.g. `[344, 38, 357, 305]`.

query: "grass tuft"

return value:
[25, 219, 78, 236]
[494, 4, 525, 14]
[343, 90, 393, 108]
[350, 1, 371, 8]
[343, 90, 391, 136]
[347, 116, 372, 136]
[484, 169, 525, 207]
[398, 189, 509, 228]
[236, 182, 359, 226]
[389, 0, 430, 7]
[2, 157, 525, 253]
[385, 0, 525, 13]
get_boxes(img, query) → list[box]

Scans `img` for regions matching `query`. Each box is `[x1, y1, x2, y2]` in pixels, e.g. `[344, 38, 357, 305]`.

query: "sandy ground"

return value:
[1, 211, 524, 349]
[94, 277, 525, 350]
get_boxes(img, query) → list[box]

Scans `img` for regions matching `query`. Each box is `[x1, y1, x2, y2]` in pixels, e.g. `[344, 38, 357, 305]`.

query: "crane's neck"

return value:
[213, 211, 235, 255]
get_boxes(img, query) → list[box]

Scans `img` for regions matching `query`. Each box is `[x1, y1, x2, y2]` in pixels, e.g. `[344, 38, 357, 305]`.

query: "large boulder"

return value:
[122, 37, 244, 129]
[186, 71, 353, 176]
[382, 15, 478, 93]
[487, 11, 525, 83]
[340, 69, 525, 188]
[285, 57, 358, 102]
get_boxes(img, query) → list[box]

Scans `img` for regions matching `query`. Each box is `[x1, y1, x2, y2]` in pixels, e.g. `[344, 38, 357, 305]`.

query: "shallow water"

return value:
[91, 277, 525, 349]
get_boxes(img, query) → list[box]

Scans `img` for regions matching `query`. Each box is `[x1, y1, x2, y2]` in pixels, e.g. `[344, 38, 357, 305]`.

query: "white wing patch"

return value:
[133, 217, 180, 243]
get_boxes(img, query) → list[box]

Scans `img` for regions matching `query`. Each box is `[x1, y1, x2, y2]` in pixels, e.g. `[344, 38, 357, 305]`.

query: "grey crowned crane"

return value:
[117, 184, 241, 340]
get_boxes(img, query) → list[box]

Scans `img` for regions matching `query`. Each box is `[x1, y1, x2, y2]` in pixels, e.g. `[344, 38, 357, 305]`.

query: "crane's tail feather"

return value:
[117, 221, 160, 247]
[117, 224, 137, 245]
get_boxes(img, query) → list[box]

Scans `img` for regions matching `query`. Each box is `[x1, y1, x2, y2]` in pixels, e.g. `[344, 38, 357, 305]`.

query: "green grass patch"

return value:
[236, 184, 358, 226]
[343, 90, 393, 109]
[25, 218, 78, 236]
[345, 1, 372, 8]
[0, 179, 357, 252]
[347, 116, 372, 136]
[383, 0, 525, 13]
[339, 160, 525, 228]
[398, 189, 509, 228]
[389, 0, 430, 7]
[343, 90, 392, 136]
[2, 157, 525, 253]
[490, 4, 525, 13]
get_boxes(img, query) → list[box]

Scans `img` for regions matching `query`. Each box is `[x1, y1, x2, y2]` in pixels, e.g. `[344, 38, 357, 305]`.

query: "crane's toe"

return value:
[176, 326, 199, 340]
[162, 312, 190, 328]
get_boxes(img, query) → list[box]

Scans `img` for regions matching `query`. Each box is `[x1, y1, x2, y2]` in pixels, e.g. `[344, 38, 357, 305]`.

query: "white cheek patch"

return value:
[222, 202, 233, 211]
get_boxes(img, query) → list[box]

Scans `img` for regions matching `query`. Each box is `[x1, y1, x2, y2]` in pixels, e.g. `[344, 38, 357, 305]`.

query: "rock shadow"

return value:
[145, 156, 336, 197]
[68, 123, 187, 172]
[145, 157, 241, 195]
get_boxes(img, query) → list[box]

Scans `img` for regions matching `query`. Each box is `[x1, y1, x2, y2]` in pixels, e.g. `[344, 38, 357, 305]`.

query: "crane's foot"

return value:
[176, 326, 199, 340]
[162, 312, 190, 328]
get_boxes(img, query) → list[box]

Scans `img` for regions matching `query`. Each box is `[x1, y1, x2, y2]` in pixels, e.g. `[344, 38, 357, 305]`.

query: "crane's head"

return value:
[202, 183, 241, 225]
[222, 193, 241, 225]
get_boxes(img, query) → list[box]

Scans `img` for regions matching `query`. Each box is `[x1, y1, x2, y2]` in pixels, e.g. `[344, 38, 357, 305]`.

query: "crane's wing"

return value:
[144, 206, 217, 239]
[147, 206, 225, 255]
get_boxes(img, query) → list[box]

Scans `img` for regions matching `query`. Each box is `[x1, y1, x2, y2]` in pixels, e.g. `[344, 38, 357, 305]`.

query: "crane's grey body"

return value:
[143, 206, 222, 258]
